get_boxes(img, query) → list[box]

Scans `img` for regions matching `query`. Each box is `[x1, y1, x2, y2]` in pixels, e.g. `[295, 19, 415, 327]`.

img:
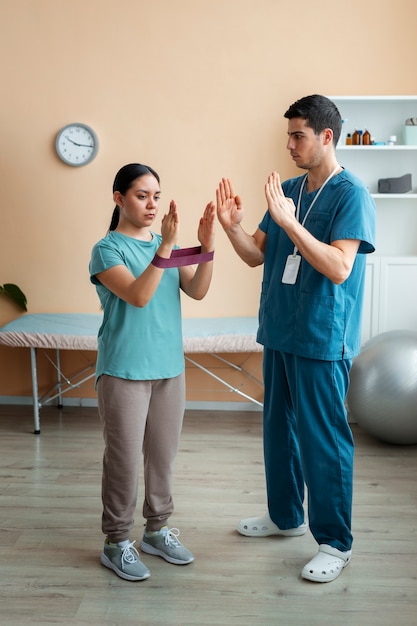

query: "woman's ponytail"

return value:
[108, 206, 120, 232]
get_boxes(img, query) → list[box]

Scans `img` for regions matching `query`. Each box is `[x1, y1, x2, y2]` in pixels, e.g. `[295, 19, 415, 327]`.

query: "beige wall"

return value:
[1, 0, 417, 402]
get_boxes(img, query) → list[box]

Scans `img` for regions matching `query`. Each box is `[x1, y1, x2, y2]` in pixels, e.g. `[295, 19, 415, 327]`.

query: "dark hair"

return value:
[284, 94, 342, 147]
[108, 163, 160, 231]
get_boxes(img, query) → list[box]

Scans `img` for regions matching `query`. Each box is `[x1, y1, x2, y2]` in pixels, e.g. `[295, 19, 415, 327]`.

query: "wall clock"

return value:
[55, 123, 99, 167]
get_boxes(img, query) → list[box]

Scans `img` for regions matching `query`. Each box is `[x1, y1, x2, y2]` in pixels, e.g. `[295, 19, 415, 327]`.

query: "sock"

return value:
[145, 525, 168, 536]
[106, 538, 130, 548]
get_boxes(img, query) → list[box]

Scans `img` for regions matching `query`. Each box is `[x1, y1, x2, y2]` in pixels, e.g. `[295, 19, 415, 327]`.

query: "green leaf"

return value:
[0, 283, 28, 311]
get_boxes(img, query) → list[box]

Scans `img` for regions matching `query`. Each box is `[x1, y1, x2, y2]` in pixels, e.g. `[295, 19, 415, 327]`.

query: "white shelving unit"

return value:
[330, 96, 417, 341]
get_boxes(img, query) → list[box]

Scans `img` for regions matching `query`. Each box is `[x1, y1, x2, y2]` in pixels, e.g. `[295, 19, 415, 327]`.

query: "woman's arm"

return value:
[180, 201, 216, 300]
[95, 201, 179, 307]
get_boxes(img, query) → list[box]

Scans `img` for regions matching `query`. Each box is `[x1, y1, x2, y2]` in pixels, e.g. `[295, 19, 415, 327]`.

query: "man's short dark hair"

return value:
[284, 94, 342, 146]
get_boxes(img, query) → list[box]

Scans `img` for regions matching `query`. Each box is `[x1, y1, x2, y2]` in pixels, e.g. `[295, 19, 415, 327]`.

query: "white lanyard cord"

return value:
[292, 165, 340, 256]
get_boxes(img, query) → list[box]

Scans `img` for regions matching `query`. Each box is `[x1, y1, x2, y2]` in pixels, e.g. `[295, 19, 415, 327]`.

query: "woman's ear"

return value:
[113, 191, 123, 207]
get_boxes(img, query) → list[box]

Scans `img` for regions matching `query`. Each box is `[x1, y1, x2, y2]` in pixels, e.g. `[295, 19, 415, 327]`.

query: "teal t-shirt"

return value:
[89, 231, 184, 382]
[257, 168, 376, 361]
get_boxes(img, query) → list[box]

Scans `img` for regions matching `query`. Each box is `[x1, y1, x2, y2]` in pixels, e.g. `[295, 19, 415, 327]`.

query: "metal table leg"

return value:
[30, 347, 41, 434]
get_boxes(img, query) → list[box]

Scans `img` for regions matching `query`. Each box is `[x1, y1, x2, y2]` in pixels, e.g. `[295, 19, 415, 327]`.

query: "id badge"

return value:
[282, 254, 301, 284]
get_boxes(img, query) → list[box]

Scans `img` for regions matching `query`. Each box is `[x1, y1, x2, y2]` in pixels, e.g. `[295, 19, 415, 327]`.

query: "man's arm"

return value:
[265, 171, 360, 284]
[216, 178, 265, 267]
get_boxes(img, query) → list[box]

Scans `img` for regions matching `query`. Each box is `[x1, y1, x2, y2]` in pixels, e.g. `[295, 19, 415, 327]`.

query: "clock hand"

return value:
[64, 135, 93, 148]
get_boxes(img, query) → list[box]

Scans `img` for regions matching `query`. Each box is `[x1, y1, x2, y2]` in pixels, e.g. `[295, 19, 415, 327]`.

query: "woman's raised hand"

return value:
[161, 200, 180, 246]
[198, 201, 216, 251]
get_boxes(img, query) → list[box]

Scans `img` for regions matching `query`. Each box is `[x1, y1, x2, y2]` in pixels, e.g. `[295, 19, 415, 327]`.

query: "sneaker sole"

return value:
[100, 552, 151, 581]
[139, 540, 194, 565]
[237, 522, 308, 537]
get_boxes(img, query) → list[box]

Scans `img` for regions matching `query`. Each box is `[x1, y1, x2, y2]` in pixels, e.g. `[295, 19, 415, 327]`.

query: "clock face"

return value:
[55, 123, 99, 166]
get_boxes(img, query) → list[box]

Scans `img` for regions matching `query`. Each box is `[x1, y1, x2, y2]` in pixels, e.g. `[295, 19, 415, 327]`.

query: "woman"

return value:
[89, 163, 215, 582]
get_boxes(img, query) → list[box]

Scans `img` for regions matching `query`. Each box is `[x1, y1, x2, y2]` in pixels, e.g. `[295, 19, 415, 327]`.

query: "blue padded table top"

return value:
[0, 313, 261, 354]
[0, 313, 102, 350]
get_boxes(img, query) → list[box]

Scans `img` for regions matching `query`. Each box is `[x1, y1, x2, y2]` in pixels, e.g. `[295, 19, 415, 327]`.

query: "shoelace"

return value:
[121, 540, 140, 569]
[164, 527, 182, 548]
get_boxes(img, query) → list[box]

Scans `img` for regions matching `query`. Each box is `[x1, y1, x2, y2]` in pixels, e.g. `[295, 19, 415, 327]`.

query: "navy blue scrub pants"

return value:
[262, 348, 354, 552]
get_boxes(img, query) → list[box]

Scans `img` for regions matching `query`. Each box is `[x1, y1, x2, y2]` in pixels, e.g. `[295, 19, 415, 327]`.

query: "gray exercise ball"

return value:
[347, 330, 417, 445]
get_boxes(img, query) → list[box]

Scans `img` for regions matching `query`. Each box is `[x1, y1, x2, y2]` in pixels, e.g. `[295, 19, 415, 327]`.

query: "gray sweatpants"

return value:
[97, 372, 186, 543]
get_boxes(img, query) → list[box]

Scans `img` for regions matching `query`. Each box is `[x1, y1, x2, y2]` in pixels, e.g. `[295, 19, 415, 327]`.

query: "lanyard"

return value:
[292, 165, 340, 256]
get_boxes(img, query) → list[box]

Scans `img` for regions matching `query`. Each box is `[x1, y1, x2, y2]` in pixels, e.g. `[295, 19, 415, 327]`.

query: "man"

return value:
[216, 94, 376, 583]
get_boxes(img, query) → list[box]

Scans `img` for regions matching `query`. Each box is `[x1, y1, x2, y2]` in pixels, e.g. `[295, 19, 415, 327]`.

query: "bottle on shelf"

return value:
[352, 129, 363, 145]
[362, 129, 371, 145]
[345, 133, 352, 145]
[339, 118, 348, 146]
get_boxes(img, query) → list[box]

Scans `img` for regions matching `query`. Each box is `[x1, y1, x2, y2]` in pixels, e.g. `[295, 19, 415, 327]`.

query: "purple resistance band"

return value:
[151, 246, 214, 268]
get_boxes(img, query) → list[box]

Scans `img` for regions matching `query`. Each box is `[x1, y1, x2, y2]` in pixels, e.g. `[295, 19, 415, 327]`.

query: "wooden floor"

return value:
[0, 405, 416, 626]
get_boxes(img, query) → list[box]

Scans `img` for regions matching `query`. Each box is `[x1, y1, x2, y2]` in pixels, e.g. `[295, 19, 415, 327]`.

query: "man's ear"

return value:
[322, 128, 334, 145]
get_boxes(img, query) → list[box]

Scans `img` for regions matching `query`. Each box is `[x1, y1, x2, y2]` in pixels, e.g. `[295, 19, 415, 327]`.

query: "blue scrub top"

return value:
[256, 168, 376, 361]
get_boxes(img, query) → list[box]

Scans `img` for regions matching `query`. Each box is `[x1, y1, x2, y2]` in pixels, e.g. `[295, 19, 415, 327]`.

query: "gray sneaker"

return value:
[101, 539, 151, 581]
[140, 527, 194, 565]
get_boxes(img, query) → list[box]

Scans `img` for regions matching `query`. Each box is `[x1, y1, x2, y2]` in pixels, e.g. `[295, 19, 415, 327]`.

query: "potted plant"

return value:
[0, 283, 27, 311]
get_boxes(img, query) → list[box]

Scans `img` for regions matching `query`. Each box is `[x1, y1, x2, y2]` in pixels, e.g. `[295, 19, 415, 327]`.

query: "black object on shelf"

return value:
[377, 173, 412, 194]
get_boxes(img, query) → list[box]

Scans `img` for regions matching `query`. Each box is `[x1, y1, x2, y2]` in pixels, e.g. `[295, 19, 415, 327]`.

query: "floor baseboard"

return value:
[0, 396, 262, 412]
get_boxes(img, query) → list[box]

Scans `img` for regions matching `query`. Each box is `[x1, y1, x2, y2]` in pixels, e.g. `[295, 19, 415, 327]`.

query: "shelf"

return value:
[371, 193, 417, 199]
[329, 96, 417, 339]
[329, 95, 417, 101]
[330, 96, 417, 146]
[331, 95, 417, 258]
[338, 145, 417, 150]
